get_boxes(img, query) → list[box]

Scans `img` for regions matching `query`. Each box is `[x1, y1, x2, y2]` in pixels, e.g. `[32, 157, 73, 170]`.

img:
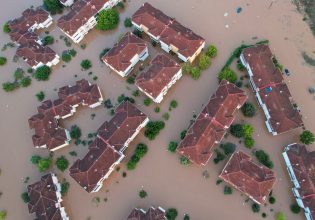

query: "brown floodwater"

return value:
[0, 0, 315, 219]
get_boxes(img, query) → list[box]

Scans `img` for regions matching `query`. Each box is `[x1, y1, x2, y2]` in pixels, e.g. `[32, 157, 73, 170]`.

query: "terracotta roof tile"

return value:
[126, 207, 166, 220]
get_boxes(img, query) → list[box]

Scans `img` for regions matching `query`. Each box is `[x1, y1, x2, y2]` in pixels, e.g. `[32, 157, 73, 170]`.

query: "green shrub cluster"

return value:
[230, 123, 255, 149]
[144, 121, 165, 140]
[127, 143, 148, 170]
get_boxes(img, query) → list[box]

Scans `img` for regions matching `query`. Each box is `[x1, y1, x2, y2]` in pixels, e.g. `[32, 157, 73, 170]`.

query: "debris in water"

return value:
[224, 12, 228, 17]
[236, 7, 242, 14]
[225, 24, 229, 28]
[309, 87, 315, 94]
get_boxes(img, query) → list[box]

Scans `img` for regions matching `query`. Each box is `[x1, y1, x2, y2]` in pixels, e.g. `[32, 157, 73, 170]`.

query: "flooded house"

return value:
[126, 206, 166, 220]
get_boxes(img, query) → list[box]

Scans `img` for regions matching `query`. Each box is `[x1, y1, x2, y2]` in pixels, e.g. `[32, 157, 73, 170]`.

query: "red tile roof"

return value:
[57, 0, 108, 36]
[219, 151, 276, 204]
[135, 54, 181, 100]
[127, 207, 166, 220]
[70, 101, 148, 192]
[28, 79, 102, 151]
[177, 80, 247, 166]
[242, 45, 303, 134]
[284, 144, 315, 219]
[102, 32, 147, 73]
[27, 173, 67, 220]
[132, 2, 205, 59]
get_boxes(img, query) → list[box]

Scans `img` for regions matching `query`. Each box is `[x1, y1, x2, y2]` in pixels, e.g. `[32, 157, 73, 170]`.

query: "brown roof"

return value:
[284, 144, 315, 219]
[102, 32, 147, 72]
[219, 151, 276, 204]
[135, 54, 181, 99]
[97, 101, 148, 151]
[242, 45, 303, 134]
[9, 31, 39, 45]
[127, 207, 166, 220]
[70, 101, 148, 192]
[27, 173, 66, 220]
[57, 0, 108, 36]
[177, 80, 247, 166]
[28, 79, 102, 151]
[70, 137, 122, 192]
[132, 3, 205, 58]
[16, 41, 57, 67]
[8, 8, 50, 33]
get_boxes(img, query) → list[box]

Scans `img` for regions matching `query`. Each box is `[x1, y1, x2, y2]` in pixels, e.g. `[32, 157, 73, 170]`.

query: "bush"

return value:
[124, 17, 132, 27]
[103, 99, 113, 109]
[183, 214, 190, 220]
[144, 98, 151, 106]
[154, 107, 160, 113]
[269, 196, 276, 204]
[127, 160, 136, 170]
[180, 130, 187, 140]
[30, 155, 41, 164]
[144, 121, 165, 140]
[3, 23, 10, 33]
[230, 124, 244, 138]
[2, 82, 17, 92]
[218, 67, 238, 83]
[42, 36, 54, 45]
[96, 9, 119, 31]
[20, 77, 31, 87]
[242, 124, 254, 138]
[14, 68, 24, 80]
[126, 76, 135, 84]
[237, 61, 246, 71]
[168, 141, 178, 152]
[62, 52, 72, 62]
[139, 190, 147, 198]
[56, 156, 69, 172]
[198, 53, 211, 70]
[244, 137, 255, 149]
[37, 157, 52, 172]
[69, 49, 77, 57]
[290, 204, 301, 214]
[166, 208, 178, 220]
[36, 91, 45, 101]
[43, 0, 63, 15]
[61, 181, 70, 196]
[0, 210, 7, 220]
[255, 150, 274, 169]
[276, 212, 286, 220]
[219, 142, 236, 155]
[252, 203, 260, 213]
[213, 149, 225, 164]
[182, 63, 192, 74]
[300, 130, 315, 145]
[70, 125, 81, 139]
[133, 29, 143, 38]
[241, 102, 256, 117]
[206, 45, 218, 58]
[0, 57, 7, 65]
[34, 65, 51, 81]
[224, 186, 232, 195]
[80, 59, 92, 70]
[135, 143, 148, 158]
[180, 156, 190, 165]
[21, 192, 30, 203]
[190, 67, 201, 80]
[162, 113, 170, 121]
[170, 100, 178, 109]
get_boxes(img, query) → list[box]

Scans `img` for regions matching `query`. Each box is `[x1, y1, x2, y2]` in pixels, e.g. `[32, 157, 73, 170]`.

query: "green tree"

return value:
[255, 150, 274, 169]
[154, 106, 160, 113]
[244, 137, 255, 149]
[20, 77, 31, 87]
[144, 121, 165, 140]
[126, 76, 135, 84]
[139, 190, 147, 198]
[36, 91, 45, 101]
[80, 59, 92, 70]
[219, 142, 236, 155]
[30, 155, 41, 164]
[180, 156, 190, 165]
[2, 82, 17, 92]
[62, 52, 72, 62]
[275, 212, 286, 220]
[241, 102, 256, 117]
[269, 196, 276, 204]
[218, 67, 237, 83]
[14, 68, 24, 80]
[61, 180, 70, 196]
[230, 124, 244, 138]
[3, 23, 10, 33]
[190, 67, 201, 80]
[162, 113, 170, 121]
[21, 192, 30, 203]
[38, 158, 52, 172]
[0, 210, 7, 220]
[181, 63, 192, 74]
[0, 57, 7, 65]
[96, 9, 119, 31]
[166, 208, 178, 220]
[34, 65, 51, 81]
[168, 141, 178, 152]
[242, 124, 254, 138]
[170, 100, 178, 109]
[180, 130, 187, 140]
[183, 214, 190, 220]
[252, 203, 260, 213]
[300, 130, 315, 145]
[224, 185, 232, 195]
[42, 36, 54, 45]
[198, 53, 211, 70]
[144, 98, 151, 106]
[56, 156, 69, 172]
[124, 17, 132, 27]
[127, 160, 136, 170]
[43, 0, 63, 15]
[135, 143, 148, 158]
[213, 149, 225, 164]
[290, 204, 301, 214]
[70, 125, 81, 139]
[206, 45, 218, 58]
